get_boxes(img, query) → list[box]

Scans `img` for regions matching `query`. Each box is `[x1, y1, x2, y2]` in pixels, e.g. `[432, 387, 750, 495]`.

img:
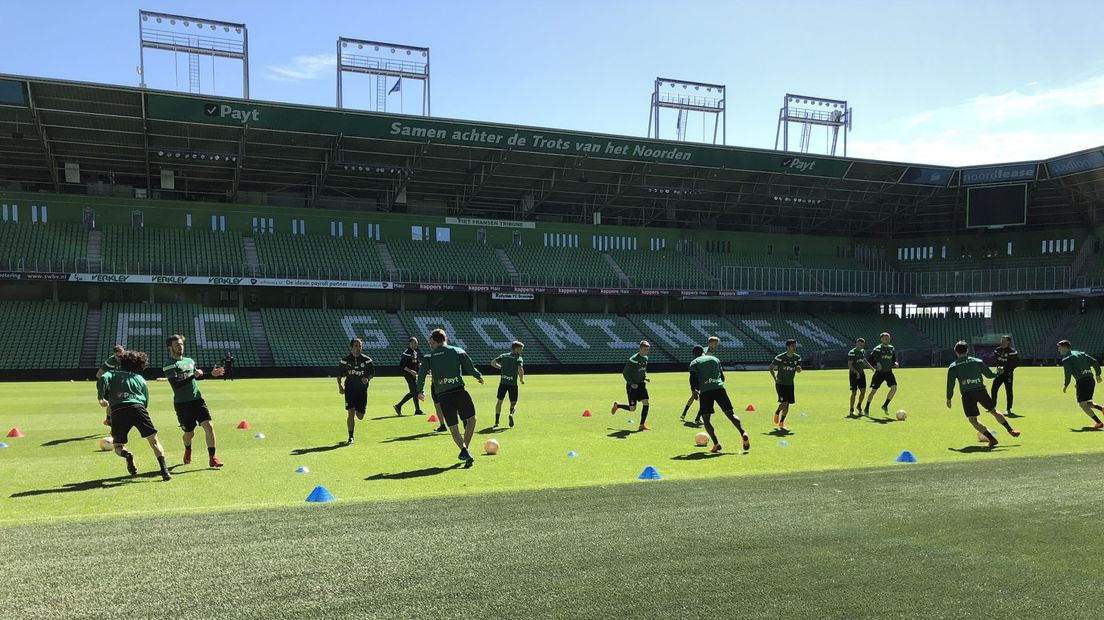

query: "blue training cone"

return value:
[567, 451, 577, 457]
[254, 433, 265, 439]
[778, 440, 789, 446]
[896, 450, 918, 463]
[305, 485, 335, 503]
[626, 419, 634, 424]
[295, 466, 310, 474]
[0, 442, 7, 448]
[638, 466, 662, 480]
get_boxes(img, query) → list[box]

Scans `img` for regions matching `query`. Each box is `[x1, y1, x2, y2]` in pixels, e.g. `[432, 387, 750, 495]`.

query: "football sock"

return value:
[982, 430, 996, 442]
[724, 412, 745, 435]
[681, 403, 692, 417]
[640, 405, 650, 425]
[183, 443, 191, 450]
[157, 455, 168, 470]
[617, 404, 630, 411]
[702, 417, 718, 445]
[1093, 403, 1104, 412]
[397, 393, 415, 407]
[883, 398, 891, 409]
[208, 447, 216, 457]
[1091, 413, 1102, 424]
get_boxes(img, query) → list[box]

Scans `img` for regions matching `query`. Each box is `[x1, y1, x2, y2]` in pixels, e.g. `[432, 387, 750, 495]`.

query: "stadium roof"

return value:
[1, 73, 1102, 237]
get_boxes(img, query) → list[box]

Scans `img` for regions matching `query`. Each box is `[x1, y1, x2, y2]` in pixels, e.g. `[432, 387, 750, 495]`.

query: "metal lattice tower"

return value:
[138, 10, 249, 98]
[648, 78, 726, 145]
[774, 94, 852, 156]
[337, 38, 430, 115]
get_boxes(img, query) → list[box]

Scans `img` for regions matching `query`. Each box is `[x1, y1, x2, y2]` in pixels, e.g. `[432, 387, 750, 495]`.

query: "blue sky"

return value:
[3, 0, 1103, 166]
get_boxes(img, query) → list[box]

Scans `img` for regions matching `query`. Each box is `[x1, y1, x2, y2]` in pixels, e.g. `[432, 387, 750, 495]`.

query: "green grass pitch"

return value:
[2, 368, 1103, 618]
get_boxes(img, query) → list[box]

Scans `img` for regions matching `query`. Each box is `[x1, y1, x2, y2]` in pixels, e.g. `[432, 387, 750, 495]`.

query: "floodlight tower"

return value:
[337, 38, 430, 115]
[138, 10, 249, 98]
[647, 78, 726, 145]
[774, 94, 852, 156]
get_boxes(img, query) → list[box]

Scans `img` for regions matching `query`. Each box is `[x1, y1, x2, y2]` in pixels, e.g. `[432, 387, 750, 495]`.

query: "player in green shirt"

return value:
[97, 350, 171, 481]
[768, 339, 802, 431]
[863, 332, 899, 416]
[689, 345, 750, 452]
[847, 338, 868, 418]
[946, 341, 1020, 448]
[490, 341, 526, 428]
[164, 335, 225, 467]
[1057, 339, 1104, 428]
[612, 341, 652, 431]
[417, 328, 484, 468]
[95, 345, 125, 426]
[681, 336, 720, 424]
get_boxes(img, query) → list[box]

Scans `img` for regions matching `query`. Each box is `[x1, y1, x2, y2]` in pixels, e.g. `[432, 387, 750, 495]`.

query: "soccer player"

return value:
[681, 336, 720, 423]
[768, 339, 802, 430]
[1057, 340, 1104, 428]
[847, 337, 868, 417]
[337, 337, 374, 445]
[393, 337, 423, 416]
[417, 328, 483, 468]
[946, 341, 1020, 448]
[863, 332, 899, 416]
[221, 352, 235, 381]
[97, 350, 171, 481]
[991, 335, 1020, 415]
[96, 345, 125, 426]
[611, 340, 652, 431]
[490, 341, 525, 427]
[164, 335, 225, 468]
[689, 345, 750, 452]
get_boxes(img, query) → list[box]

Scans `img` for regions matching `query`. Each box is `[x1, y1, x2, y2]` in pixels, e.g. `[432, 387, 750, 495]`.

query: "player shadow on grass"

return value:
[764, 428, 793, 437]
[477, 427, 507, 435]
[369, 415, 411, 421]
[682, 421, 703, 428]
[671, 452, 726, 461]
[867, 417, 900, 425]
[947, 446, 1007, 454]
[290, 443, 346, 455]
[379, 432, 438, 443]
[1070, 427, 1103, 433]
[366, 463, 462, 481]
[40, 434, 101, 447]
[9, 469, 197, 498]
[607, 429, 642, 439]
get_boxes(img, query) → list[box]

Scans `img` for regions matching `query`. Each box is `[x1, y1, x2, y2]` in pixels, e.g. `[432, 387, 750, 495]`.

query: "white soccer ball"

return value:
[895, 410, 908, 421]
[98, 436, 114, 451]
[484, 439, 500, 455]
[694, 432, 710, 447]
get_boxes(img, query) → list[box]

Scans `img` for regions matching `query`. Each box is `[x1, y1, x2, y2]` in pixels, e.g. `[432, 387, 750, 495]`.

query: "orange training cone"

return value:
[236, 420, 250, 430]
[427, 415, 439, 423]
[582, 410, 592, 417]
[7, 427, 24, 438]
[745, 404, 756, 412]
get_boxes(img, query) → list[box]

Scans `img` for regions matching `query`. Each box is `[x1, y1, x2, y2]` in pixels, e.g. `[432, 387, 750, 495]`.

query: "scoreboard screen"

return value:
[966, 184, 1027, 228]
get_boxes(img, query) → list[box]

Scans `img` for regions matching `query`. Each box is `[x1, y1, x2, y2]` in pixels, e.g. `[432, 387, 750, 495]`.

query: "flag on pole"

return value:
[389, 78, 402, 95]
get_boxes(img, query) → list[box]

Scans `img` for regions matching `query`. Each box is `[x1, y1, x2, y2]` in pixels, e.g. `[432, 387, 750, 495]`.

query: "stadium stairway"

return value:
[248, 310, 275, 366]
[494, 248, 521, 284]
[79, 308, 102, 368]
[603, 254, 633, 287]
[510, 316, 556, 362]
[242, 237, 261, 276]
[86, 230, 102, 269]
[387, 313, 410, 342]
[376, 242, 401, 281]
[1042, 306, 1081, 361]
[685, 253, 721, 288]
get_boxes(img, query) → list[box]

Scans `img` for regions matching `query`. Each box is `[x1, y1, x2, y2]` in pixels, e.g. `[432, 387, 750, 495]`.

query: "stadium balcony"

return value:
[0, 221, 88, 273]
[0, 301, 86, 369]
[505, 245, 622, 288]
[387, 239, 511, 285]
[98, 226, 246, 277]
[253, 234, 389, 281]
[609, 250, 713, 289]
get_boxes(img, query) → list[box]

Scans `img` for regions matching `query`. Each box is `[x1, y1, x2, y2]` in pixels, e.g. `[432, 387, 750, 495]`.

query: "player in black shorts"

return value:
[338, 338, 374, 445]
[612, 341, 652, 431]
[1058, 339, 1104, 428]
[847, 338, 868, 417]
[864, 332, 899, 416]
[393, 337, 423, 416]
[946, 341, 1020, 448]
[97, 350, 172, 481]
[990, 335, 1020, 416]
[416, 329, 483, 468]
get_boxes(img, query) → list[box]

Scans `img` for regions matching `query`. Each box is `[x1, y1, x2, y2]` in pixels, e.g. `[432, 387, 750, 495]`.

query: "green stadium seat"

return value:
[519, 313, 674, 365]
[610, 251, 712, 289]
[626, 314, 772, 364]
[0, 301, 87, 369]
[100, 226, 244, 276]
[504, 245, 620, 287]
[387, 239, 510, 284]
[398, 311, 555, 366]
[98, 303, 259, 368]
[0, 221, 88, 272]
[261, 308, 405, 367]
[253, 234, 388, 280]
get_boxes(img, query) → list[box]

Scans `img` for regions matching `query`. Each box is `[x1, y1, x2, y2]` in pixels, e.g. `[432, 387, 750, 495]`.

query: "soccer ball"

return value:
[694, 432, 710, 447]
[484, 439, 500, 455]
[98, 436, 114, 451]
[977, 429, 997, 442]
[895, 410, 908, 421]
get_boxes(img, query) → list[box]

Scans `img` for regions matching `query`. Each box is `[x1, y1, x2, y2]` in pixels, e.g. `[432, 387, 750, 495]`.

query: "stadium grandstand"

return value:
[0, 72, 1102, 379]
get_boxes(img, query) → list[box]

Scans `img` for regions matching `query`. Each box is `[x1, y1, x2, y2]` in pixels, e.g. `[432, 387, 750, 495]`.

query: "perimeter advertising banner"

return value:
[146, 94, 853, 178]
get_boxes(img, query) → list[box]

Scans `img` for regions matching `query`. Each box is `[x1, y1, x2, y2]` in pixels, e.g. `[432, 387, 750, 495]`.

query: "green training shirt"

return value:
[847, 347, 868, 372]
[870, 343, 896, 372]
[494, 352, 523, 385]
[689, 355, 725, 393]
[99, 355, 120, 373]
[98, 370, 149, 409]
[417, 344, 482, 395]
[163, 357, 203, 404]
[623, 353, 648, 385]
[1061, 350, 1102, 387]
[772, 353, 801, 385]
[946, 356, 996, 399]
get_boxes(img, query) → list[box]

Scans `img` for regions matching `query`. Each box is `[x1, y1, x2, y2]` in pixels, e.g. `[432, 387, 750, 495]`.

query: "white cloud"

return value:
[852, 75, 1104, 166]
[264, 53, 335, 82]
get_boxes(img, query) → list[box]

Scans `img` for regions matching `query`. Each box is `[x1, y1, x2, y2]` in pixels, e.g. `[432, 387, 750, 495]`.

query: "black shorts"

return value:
[110, 404, 157, 445]
[438, 389, 476, 427]
[849, 371, 867, 391]
[625, 384, 649, 406]
[698, 389, 733, 416]
[992, 372, 1013, 391]
[174, 398, 213, 432]
[403, 374, 418, 395]
[775, 383, 796, 404]
[1076, 377, 1096, 403]
[345, 389, 368, 414]
[961, 389, 997, 417]
[496, 383, 519, 403]
[871, 371, 897, 389]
